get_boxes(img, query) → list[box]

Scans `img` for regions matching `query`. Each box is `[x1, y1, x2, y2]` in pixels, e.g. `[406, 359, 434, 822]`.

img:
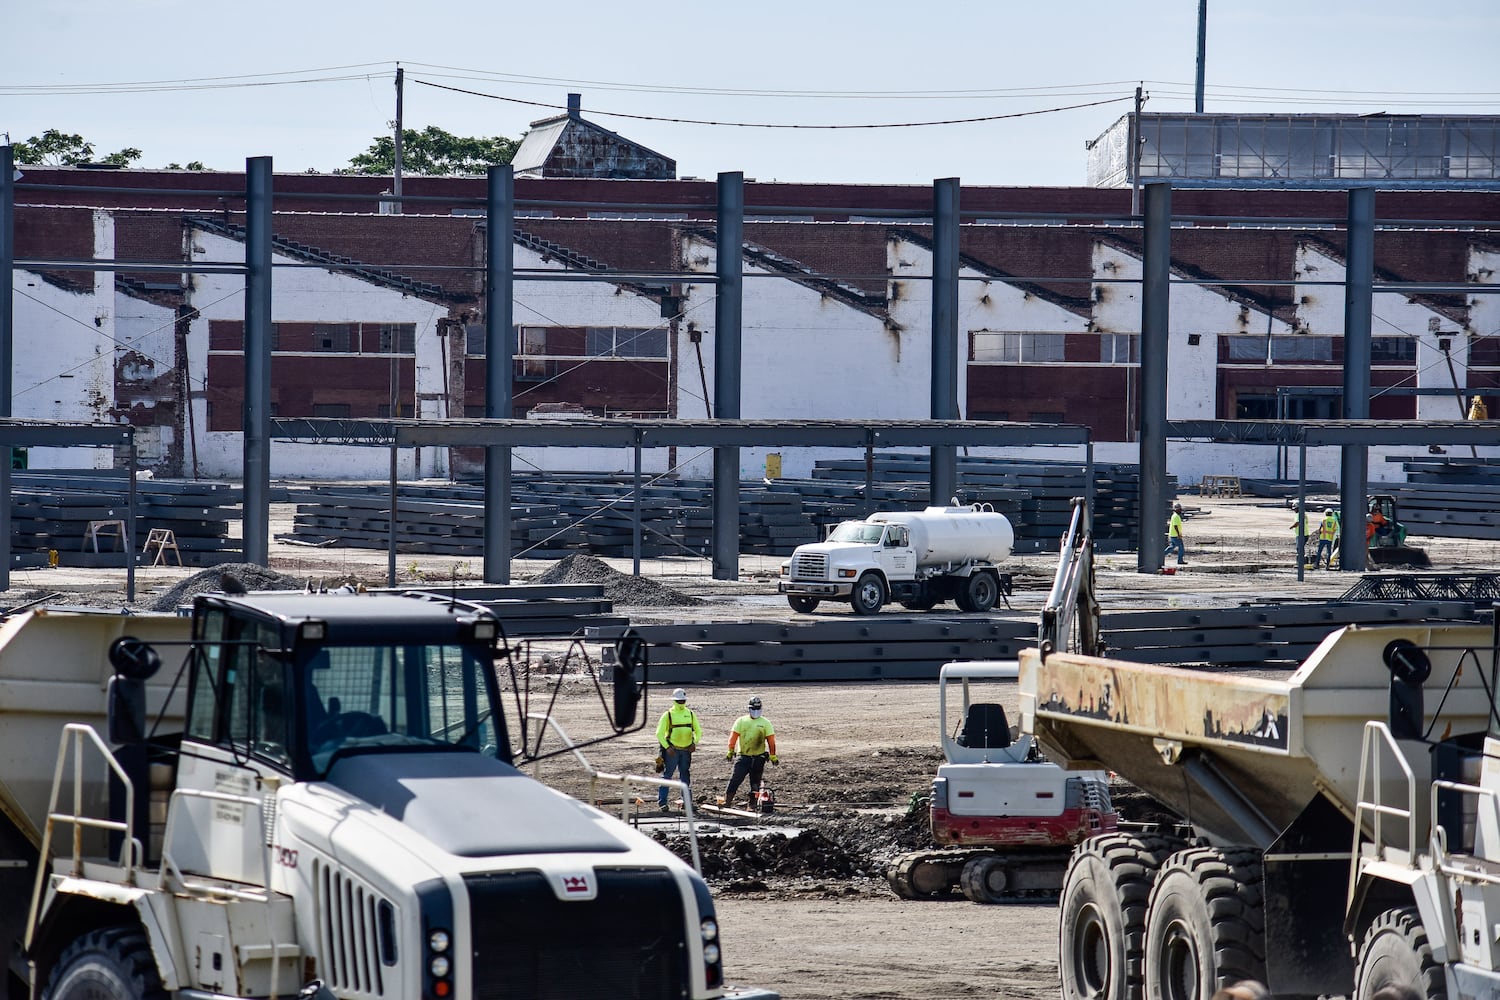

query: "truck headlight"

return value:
[430, 956, 451, 979]
[429, 930, 450, 953]
[701, 918, 718, 942]
[703, 943, 721, 965]
[838, 568, 856, 579]
[779, 564, 789, 576]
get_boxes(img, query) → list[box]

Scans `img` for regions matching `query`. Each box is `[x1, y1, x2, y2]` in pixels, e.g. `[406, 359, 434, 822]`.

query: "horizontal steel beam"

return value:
[0, 420, 133, 446]
[272, 417, 1091, 450]
[1169, 419, 1500, 447]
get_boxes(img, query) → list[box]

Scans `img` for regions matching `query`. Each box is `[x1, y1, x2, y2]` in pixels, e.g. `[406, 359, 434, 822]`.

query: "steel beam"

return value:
[1341, 188, 1376, 571]
[484, 166, 515, 584]
[713, 172, 745, 581]
[0, 146, 13, 592]
[1138, 182, 1171, 573]
[241, 157, 273, 567]
[930, 178, 960, 505]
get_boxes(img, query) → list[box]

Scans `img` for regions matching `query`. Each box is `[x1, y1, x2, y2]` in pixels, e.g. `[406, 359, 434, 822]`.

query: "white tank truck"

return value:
[777, 504, 1015, 615]
[0, 591, 777, 1000]
[1023, 620, 1500, 1000]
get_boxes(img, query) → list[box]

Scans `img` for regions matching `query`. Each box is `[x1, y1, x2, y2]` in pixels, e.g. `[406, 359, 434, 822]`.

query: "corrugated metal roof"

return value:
[511, 119, 569, 174]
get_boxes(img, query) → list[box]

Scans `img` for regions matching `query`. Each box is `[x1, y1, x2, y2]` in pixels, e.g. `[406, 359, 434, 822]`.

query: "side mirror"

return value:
[611, 631, 647, 730]
[109, 636, 162, 680]
[1383, 639, 1430, 741]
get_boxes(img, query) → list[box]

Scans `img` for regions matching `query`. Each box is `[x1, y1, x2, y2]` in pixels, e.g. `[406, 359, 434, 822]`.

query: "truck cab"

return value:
[23, 590, 770, 1000]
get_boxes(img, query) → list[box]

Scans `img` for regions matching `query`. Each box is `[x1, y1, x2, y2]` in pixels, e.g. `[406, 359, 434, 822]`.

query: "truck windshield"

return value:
[829, 522, 886, 544]
[304, 642, 503, 774]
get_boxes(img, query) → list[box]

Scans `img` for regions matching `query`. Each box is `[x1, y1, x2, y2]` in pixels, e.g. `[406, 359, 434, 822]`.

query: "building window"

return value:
[371, 323, 416, 354]
[969, 411, 1011, 421]
[313, 403, 351, 418]
[1100, 334, 1139, 364]
[518, 326, 548, 379]
[972, 331, 1065, 363]
[1226, 335, 1334, 363]
[1370, 337, 1417, 363]
[313, 324, 353, 352]
[586, 326, 668, 359]
[466, 324, 486, 357]
[376, 403, 412, 417]
[1028, 412, 1065, 424]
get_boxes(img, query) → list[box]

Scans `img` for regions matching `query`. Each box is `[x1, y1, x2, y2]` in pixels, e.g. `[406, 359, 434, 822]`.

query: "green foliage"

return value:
[341, 124, 519, 176]
[12, 129, 142, 166]
[165, 161, 207, 171]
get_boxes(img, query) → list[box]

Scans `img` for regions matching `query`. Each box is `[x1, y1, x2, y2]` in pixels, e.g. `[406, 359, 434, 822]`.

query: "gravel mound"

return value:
[530, 553, 702, 608]
[149, 563, 308, 611]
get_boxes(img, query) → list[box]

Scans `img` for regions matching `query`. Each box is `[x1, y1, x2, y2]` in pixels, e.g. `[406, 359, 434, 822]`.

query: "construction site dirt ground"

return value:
[6, 491, 1499, 999]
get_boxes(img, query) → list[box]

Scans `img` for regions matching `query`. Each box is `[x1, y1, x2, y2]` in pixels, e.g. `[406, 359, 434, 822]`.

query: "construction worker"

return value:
[655, 687, 701, 812]
[1469, 395, 1489, 421]
[723, 695, 778, 810]
[1315, 508, 1340, 570]
[1162, 502, 1186, 565]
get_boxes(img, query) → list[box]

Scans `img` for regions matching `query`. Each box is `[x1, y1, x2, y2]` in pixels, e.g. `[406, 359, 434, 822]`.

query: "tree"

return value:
[12, 129, 142, 166]
[341, 124, 519, 176]
[165, 161, 207, 171]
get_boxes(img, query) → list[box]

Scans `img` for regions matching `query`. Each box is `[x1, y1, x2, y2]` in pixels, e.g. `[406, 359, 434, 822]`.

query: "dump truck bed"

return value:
[1019, 623, 1495, 843]
[0, 607, 190, 846]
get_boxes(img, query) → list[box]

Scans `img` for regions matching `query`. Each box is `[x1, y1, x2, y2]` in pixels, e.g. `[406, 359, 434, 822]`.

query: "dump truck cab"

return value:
[20, 590, 771, 1000]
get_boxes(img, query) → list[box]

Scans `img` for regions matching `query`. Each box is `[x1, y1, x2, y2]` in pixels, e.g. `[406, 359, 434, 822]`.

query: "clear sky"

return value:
[3, 1, 1497, 187]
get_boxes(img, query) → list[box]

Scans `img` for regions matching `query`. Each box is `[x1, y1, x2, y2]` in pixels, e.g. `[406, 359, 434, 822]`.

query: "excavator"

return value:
[885, 499, 1115, 904]
[1365, 494, 1431, 568]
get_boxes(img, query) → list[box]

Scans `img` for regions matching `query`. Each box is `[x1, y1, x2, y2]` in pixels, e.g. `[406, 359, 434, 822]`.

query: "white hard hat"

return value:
[672, 687, 687, 702]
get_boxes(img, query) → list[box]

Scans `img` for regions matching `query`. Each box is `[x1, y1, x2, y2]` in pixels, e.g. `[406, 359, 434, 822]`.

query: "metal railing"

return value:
[524, 712, 703, 873]
[1348, 721, 1420, 909]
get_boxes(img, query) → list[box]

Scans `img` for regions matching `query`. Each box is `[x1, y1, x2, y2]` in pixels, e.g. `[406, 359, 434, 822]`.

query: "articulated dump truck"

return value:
[0, 592, 776, 1000]
[1021, 621, 1500, 1000]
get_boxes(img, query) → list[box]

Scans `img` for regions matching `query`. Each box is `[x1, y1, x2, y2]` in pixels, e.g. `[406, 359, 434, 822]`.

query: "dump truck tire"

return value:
[1060, 833, 1182, 1000]
[44, 927, 166, 1000]
[787, 595, 819, 614]
[1354, 906, 1444, 1000]
[1143, 846, 1265, 1000]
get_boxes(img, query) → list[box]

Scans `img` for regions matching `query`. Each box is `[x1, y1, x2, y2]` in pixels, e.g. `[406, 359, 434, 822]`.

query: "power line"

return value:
[411, 80, 1133, 129]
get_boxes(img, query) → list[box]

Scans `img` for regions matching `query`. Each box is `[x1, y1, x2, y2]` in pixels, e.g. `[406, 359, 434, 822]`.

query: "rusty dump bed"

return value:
[0, 608, 190, 847]
[1019, 623, 1495, 842]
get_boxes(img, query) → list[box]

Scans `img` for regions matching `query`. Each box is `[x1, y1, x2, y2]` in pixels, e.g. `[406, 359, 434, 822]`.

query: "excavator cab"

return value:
[1366, 494, 1430, 567]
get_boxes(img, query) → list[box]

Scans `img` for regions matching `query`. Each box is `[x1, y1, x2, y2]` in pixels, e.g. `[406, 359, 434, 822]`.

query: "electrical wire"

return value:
[411, 79, 1132, 129]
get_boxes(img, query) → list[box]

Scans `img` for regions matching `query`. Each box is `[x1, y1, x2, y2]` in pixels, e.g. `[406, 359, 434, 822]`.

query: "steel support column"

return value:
[484, 166, 515, 584]
[930, 178, 960, 505]
[0, 145, 14, 593]
[1297, 445, 1307, 583]
[1138, 182, 1172, 573]
[1339, 188, 1375, 571]
[242, 157, 273, 566]
[712, 172, 744, 581]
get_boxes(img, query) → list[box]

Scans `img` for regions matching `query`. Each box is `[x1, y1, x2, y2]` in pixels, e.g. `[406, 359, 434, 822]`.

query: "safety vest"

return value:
[1319, 516, 1339, 541]
[657, 704, 700, 749]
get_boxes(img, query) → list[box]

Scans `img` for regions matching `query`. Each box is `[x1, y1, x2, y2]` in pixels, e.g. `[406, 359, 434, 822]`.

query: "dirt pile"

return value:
[530, 553, 702, 608]
[149, 563, 309, 611]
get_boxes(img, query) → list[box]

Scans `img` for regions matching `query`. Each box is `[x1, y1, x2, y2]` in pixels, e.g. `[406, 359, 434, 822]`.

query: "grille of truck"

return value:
[315, 860, 393, 996]
[791, 552, 827, 578]
[465, 868, 687, 999]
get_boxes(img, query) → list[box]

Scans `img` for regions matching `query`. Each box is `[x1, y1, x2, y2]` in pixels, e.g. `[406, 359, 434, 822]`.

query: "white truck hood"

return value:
[325, 751, 632, 858]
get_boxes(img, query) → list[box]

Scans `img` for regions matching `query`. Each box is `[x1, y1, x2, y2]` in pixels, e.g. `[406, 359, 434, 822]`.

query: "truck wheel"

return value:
[1354, 907, 1444, 1000]
[960, 854, 1009, 904]
[44, 927, 166, 1000]
[1060, 833, 1182, 1000]
[956, 572, 1000, 613]
[787, 595, 819, 614]
[900, 598, 938, 611]
[849, 573, 886, 615]
[1143, 846, 1265, 1000]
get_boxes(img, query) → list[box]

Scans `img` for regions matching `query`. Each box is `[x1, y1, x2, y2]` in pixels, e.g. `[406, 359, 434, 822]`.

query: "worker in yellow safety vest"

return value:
[655, 688, 702, 812]
[1314, 508, 1340, 570]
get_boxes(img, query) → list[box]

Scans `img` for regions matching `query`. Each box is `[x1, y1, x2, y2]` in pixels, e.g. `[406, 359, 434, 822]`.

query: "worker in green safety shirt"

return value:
[1162, 502, 1186, 565]
[723, 696, 779, 810]
[655, 688, 701, 812]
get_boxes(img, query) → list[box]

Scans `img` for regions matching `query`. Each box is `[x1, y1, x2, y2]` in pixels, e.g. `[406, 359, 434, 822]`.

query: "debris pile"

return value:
[530, 553, 702, 608]
[149, 563, 308, 612]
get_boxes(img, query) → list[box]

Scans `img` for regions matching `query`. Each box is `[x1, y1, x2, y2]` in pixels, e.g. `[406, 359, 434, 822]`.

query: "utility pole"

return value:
[1129, 85, 1144, 215]
[393, 65, 404, 215]
[1195, 0, 1208, 113]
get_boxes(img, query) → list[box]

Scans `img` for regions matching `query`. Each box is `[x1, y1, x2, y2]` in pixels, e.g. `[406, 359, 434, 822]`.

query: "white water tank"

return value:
[871, 506, 1013, 566]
